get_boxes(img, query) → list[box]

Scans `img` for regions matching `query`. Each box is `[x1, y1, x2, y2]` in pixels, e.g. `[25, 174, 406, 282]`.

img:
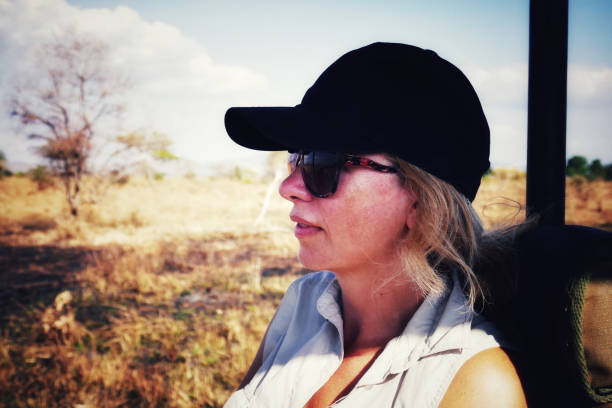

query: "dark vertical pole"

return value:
[526, 0, 568, 225]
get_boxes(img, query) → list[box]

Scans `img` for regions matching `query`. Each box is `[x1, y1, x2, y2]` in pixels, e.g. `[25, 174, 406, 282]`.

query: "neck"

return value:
[334, 262, 424, 352]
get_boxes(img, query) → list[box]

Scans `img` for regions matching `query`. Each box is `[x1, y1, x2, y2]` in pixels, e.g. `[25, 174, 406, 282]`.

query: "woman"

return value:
[223, 42, 527, 407]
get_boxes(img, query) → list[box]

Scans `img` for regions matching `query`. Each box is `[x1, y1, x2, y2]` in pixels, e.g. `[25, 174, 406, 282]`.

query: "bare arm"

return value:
[438, 347, 527, 408]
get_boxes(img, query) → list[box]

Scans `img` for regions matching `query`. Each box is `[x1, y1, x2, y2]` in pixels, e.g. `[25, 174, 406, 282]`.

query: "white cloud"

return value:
[568, 64, 612, 106]
[464, 62, 612, 167]
[486, 107, 528, 170]
[463, 65, 529, 169]
[466, 63, 612, 108]
[0, 0, 267, 170]
[0, 1, 266, 92]
[465, 64, 528, 107]
[567, 105, 612, 162]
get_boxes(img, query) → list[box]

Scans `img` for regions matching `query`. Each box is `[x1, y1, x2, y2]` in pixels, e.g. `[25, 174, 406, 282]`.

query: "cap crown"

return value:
[299, 42, 490, 201]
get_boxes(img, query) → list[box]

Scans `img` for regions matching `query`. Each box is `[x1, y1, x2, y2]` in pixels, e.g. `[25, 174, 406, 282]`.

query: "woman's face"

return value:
[279, 153, 417, 275]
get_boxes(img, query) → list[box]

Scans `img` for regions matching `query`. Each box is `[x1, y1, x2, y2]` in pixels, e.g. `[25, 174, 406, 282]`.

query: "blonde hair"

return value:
[390, 157, 533, 311]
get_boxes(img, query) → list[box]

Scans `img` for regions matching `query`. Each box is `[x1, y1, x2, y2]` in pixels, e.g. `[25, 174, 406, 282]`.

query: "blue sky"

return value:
[0, 0, 610, 174]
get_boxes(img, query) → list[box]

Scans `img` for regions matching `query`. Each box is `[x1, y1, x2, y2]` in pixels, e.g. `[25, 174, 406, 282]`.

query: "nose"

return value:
[279, 166, 313, 202]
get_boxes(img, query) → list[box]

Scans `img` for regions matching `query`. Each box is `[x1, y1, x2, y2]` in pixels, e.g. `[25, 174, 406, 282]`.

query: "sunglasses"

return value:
[288, 151, 399, 198]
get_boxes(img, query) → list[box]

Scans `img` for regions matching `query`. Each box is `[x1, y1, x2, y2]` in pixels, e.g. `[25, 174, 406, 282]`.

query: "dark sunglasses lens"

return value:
[302, 152, 342, 197]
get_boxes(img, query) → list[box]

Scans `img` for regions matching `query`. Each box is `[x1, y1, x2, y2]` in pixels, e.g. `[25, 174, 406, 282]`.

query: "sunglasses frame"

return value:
[288, 151, 399, 198]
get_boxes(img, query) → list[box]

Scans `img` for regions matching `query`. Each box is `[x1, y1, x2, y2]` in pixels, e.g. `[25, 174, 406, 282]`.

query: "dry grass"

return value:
[0, 176, 294, 247]
[0, 231, 303, 407]
[0, 172, 610, 407]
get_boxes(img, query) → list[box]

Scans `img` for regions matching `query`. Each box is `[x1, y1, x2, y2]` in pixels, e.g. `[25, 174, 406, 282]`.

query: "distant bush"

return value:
[566, 155, 588, 177]
[20, 214, 58, 232]
[153, 172, 165, 181]
[152, 149, 179, 161]
[488, 168, 526, 181]
[0, 150, 8, 179]
[589, 159, 603, 178]
[567, 156, 612, 181]
[232, 166, 258, 183]
[210, 165, 259, 183]
[115, 174, 130, 185]
[28, 165, 54, 189]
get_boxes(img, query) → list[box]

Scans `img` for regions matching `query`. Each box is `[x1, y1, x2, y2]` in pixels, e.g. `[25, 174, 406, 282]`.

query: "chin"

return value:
[297, 247, 333, 271]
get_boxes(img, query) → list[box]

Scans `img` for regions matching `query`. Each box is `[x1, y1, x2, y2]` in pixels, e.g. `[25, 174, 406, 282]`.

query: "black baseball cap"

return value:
[224, 42, 490, 201]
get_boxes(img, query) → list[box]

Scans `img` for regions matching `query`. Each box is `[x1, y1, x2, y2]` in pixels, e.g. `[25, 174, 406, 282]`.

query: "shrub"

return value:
[28, 165, 54, 189]
[588, 159, 605, 181]
[605, 164, 612, 181]
[566, 155, 588, 177]
[0, 150, 8, 178]
[20, 214, 58, 231]
[566, 156, 612, 181]
[232, 166, 257, 183]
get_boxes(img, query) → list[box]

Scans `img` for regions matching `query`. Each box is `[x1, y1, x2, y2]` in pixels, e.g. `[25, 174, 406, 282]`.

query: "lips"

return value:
[290, 214, 322, 238]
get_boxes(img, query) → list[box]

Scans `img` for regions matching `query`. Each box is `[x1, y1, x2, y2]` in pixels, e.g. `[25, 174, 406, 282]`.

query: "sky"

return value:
[0, 0, 610, 175]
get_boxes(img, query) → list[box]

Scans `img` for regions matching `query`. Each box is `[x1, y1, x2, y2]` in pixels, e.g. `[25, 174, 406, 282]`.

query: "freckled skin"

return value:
[279, 153, 416, 278]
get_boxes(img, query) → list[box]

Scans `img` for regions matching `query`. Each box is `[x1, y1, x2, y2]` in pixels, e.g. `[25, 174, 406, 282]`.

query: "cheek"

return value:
[324, 181, 412, 257]
[359, 202, 409, 247]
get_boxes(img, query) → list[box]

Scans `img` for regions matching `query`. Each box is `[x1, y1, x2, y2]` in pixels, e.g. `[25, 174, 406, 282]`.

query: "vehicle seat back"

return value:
[483, 225, 612, 408]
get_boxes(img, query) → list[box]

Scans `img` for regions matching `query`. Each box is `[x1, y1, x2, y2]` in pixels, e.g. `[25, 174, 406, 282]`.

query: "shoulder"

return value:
[438, 347, 527, 408]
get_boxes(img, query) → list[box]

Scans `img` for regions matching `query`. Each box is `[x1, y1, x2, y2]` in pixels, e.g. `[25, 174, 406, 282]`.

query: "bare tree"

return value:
[110, 129, 178, 180]
[10, 29, 126, 216]
[115, 130, 178, 162]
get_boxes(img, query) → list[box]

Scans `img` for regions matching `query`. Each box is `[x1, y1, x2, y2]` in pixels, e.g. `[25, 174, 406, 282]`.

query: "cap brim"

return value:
[224, 105, 361, 153]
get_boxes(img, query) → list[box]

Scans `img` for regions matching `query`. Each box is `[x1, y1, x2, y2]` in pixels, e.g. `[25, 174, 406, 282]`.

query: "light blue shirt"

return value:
[225, 271, 506, 407]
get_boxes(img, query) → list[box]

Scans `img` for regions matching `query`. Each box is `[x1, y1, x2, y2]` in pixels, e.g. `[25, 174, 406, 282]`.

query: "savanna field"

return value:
[0, 171, 611, 407]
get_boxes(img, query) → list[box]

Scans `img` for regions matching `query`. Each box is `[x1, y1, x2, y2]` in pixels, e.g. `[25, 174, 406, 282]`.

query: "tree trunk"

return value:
[62, 173, 80, 217]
